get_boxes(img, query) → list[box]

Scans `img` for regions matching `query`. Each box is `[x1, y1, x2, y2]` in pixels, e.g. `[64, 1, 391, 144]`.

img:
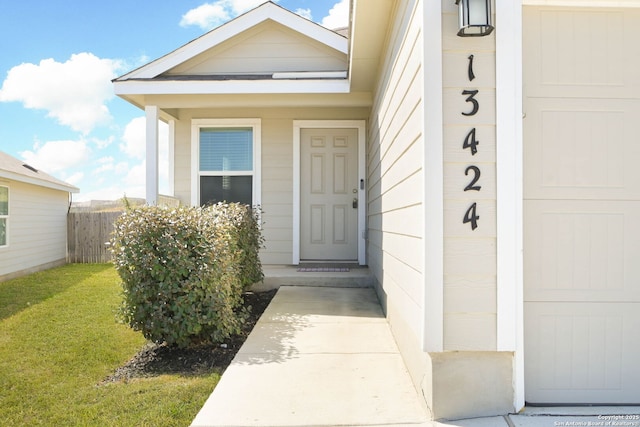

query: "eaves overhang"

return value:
[0, 169, 79, 193]
[114, 78, 351, 96]
[349, 0, 394, 92]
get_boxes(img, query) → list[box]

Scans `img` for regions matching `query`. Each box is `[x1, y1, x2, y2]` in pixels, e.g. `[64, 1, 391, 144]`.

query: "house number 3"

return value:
[462, 54, 481, 231]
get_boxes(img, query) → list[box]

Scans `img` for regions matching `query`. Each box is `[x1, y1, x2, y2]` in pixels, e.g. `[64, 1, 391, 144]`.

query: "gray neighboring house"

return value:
[0, 150, 78, 281]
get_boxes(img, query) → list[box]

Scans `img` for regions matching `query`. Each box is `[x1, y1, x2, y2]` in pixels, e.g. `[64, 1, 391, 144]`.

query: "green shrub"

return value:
[110, 203, 264, 348]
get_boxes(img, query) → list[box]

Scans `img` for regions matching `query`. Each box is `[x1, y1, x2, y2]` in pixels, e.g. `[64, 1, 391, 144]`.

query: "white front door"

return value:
[300, 128, 359, 261]
[523, 6, 640, 404]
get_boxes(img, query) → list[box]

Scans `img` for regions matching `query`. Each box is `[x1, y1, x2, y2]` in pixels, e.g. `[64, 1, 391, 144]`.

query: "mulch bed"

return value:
[100, 289, 277, 385]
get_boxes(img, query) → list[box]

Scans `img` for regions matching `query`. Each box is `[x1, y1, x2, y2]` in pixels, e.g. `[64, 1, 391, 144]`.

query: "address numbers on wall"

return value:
[461, 54, 481, 231]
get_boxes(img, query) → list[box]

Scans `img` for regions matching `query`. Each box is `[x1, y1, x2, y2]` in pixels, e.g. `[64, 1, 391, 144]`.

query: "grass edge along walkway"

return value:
[0, 264, 220, 427]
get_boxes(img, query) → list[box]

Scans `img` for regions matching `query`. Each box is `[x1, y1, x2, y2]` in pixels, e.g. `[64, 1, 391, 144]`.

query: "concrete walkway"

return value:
[191, 285, 429, 426]
[191, 284, 640, 426]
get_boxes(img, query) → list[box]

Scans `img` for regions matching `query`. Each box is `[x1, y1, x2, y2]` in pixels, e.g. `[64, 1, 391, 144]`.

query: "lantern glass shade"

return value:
[456, 0, 494, 37]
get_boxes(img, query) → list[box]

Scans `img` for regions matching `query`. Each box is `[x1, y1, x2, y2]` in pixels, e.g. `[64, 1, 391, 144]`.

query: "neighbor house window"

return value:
[191, 119, 261, 207]
[0, 186, 8, 247]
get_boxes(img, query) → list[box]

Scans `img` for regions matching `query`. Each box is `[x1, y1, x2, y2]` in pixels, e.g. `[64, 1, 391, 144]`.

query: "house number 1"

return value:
[461, 53, 481, 231]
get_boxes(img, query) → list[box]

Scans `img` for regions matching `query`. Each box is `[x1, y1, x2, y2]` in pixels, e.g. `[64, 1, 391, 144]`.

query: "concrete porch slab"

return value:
[253, 265, 373, 290]
[259, 286, 387, 323]
[191, 285, 427, 427]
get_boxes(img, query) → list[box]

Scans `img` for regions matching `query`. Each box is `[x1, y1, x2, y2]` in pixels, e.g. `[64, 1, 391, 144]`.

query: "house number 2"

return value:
[462, 54, 481, 231]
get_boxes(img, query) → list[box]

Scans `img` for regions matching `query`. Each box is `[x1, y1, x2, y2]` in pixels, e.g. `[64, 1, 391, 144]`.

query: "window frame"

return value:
[190, 118, 261, 207]
[0, 185, 9, 248]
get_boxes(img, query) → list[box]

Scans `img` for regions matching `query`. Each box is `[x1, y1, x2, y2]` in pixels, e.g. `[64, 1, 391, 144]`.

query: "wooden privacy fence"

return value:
[67, 211, 122, 263]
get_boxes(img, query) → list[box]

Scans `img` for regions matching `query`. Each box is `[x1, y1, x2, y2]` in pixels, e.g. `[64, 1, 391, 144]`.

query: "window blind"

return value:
[199, 128, 252, 171]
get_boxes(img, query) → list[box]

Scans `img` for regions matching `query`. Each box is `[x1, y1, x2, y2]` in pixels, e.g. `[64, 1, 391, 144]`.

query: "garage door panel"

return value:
[525, 200, 640, 302]
[524, 98, 640, 200]
[525, 302, 640, 404]
[524, 5, 640, 405]
[524, 8, 640, 99]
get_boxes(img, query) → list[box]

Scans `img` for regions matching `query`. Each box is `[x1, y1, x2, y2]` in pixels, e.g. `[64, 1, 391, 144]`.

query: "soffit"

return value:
[349, 0, 395, 92]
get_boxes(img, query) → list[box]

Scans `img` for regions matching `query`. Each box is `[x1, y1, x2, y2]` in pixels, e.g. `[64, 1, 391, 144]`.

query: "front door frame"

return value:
[293, 120, 366, 265]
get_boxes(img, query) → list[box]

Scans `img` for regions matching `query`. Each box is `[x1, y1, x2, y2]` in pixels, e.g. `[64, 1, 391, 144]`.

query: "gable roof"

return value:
[114, 2, 348, 83]
[113, 1, 390, 110]
[0, 151, 79, 193]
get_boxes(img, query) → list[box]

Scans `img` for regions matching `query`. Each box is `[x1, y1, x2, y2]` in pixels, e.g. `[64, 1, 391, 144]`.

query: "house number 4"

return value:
[462, 54, 481, 231]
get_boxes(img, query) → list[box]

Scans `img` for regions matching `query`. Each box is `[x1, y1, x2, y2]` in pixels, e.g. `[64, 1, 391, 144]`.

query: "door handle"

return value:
[352, 198, 358, 209]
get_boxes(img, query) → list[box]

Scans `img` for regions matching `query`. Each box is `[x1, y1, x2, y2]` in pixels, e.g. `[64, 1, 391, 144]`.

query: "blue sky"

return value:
[0, 0, 348, 201]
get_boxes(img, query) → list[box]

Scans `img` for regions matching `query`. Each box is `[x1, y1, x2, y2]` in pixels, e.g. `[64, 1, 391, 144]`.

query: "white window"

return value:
[0, 186, 8, 247]
[191, 119, 261, 207]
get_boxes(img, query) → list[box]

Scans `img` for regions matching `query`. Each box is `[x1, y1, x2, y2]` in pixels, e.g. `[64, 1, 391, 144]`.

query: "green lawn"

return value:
[0, 264, 220, 426]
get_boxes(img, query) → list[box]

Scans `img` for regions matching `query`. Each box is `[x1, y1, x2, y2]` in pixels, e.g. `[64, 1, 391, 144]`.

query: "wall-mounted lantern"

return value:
[455, 0, 494, 37]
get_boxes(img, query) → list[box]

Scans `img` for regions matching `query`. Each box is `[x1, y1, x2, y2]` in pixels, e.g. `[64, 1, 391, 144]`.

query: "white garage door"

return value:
[524, 7, 640, 404]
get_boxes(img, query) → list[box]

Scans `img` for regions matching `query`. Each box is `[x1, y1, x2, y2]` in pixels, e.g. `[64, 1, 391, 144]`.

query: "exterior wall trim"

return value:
[0, 183, 8, 248]
[0, 171, 77, 193]
[114, 79, 351, 96]
[292, 120, 366, 265]
[496, 0, 525, 411]
[189, 118, 262, 208]
[422, 0, 444, 353]
[523, 0, 640, 6]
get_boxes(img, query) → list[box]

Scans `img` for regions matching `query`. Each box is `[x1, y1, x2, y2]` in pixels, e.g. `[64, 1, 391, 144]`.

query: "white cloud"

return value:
[91, 136, 114, 149]
[125, 161, 147, 188]
[229, 0, 274, 14]
[114, 117, 170, 198]
[19, 139, 90, 174]
[65, 172, 84, 186]
[120, 117, 147, 159]
[120, 116, 169, 161]
[321, 0, 349, 29]
[92, 156, 116, 175]
[0, 53, 123, 134]
[180, 3, 230, 30]
[180, 1, 348, 32]
[93, 163, 114, 175]
[98, 156, 114, 164]
[180, 0, 274, 30]
[295, 8, 312, 20]
[115, 162, 129, 175]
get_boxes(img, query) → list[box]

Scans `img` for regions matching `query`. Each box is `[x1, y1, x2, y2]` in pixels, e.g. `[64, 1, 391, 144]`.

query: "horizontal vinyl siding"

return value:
[260, 118, 293, 264]
[367, 0, 424, 344]
[0, 180, 68, 278]
[167, 22, 347, 75]
[173, 119, 192, 203]
[441, 2, 497, 351]
[174, 107, 369, 265]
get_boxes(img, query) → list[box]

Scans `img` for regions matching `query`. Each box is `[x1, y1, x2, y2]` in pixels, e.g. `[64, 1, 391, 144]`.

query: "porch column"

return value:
[167, 119, 175, 196]
[145, 105, 159, 205]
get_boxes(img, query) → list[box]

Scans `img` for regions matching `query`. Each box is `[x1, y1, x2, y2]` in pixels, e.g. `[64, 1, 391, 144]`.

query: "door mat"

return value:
[296, 267, 350, 272]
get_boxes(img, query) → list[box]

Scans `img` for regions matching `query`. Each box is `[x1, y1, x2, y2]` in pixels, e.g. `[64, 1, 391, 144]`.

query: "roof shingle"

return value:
[0, 150, 78, 193]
